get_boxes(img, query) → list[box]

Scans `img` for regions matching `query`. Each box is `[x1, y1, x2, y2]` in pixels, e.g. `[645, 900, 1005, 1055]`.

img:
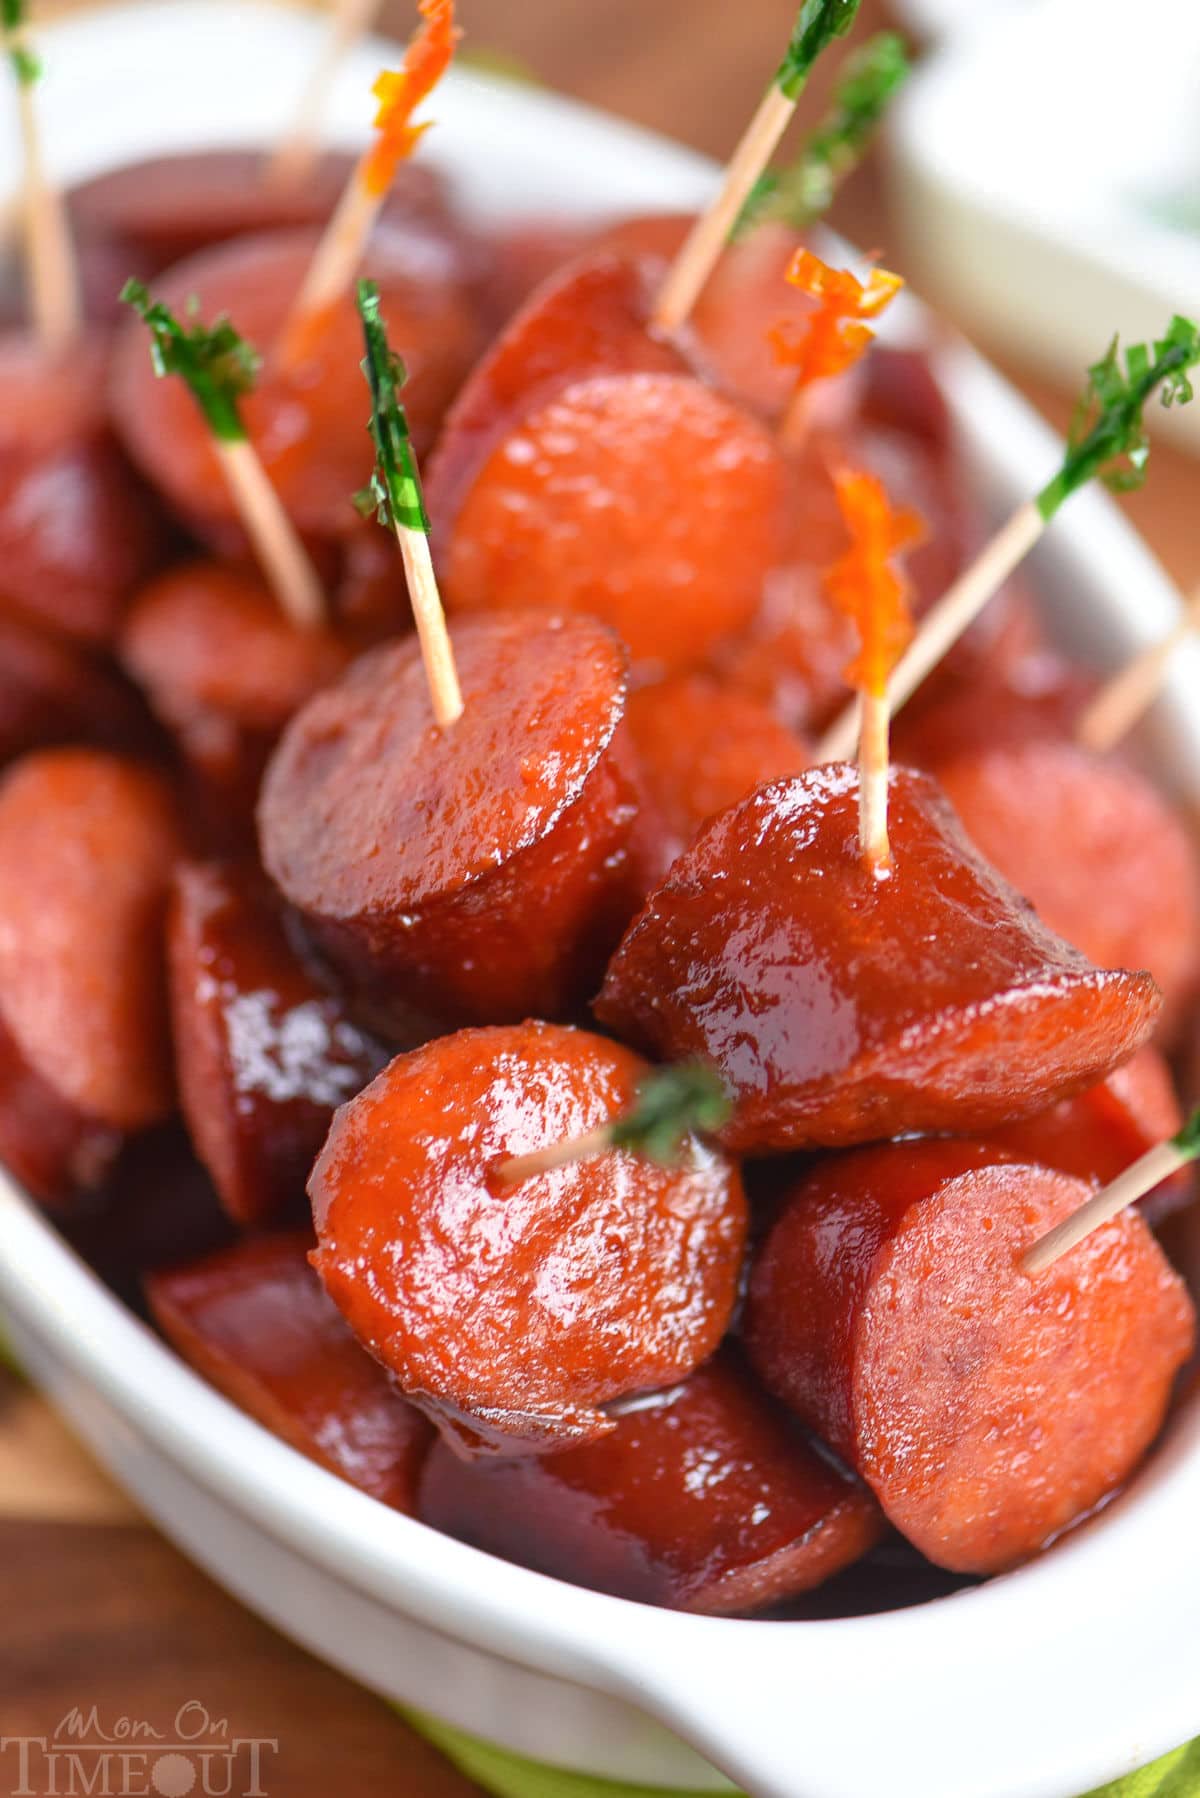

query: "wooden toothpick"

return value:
[3, 1, 80, 356]
[823, 467, 923, 874]
[493, 1064, 730, 1186]
[652, 0, 863, 336]
[1076, 583, 1200, 755]
[1022, 1110, 1200, 1275]
[282, 0, 458, 359]
[817, 316, 1200, 764]
[355, 277, 462, 728]
[266, 0, 386, 190]
[121, 281, 326, 631]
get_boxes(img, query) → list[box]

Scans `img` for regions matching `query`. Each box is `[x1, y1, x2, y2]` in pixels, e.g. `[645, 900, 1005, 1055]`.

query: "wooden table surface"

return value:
[5, 2, 1197, 1793]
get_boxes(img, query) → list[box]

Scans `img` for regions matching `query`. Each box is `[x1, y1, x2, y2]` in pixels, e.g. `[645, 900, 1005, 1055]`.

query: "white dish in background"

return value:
[890, 0, 1200, 454]
[2, 6, 1200, 1797]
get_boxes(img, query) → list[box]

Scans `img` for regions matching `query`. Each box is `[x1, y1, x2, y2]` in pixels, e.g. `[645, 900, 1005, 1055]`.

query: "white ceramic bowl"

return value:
[3, 8, 1200, 1796]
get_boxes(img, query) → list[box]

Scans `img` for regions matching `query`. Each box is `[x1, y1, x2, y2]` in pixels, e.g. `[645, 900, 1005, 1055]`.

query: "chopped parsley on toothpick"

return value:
[772, 248, 902, 449]
[121, 281, 326, 631]
[817, 316, 1200, 763]
[736, 31, 909, 238]
[355, 277, 462, 728]
[824, 468, 923, 874]
[3, 0, 80, 356]
[494, 1064, 731, 1186]
[1023, 1109, 1200, 1275]
[266, 0, 386, 190]
[282, 0, 458, 357]
[653, 0, 863, 336]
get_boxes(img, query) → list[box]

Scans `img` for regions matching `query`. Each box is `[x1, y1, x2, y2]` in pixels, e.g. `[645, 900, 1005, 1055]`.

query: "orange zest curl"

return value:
[771, 248, 903, 389]
[361, 0, 459, 197]
[824, 468, 924, 698]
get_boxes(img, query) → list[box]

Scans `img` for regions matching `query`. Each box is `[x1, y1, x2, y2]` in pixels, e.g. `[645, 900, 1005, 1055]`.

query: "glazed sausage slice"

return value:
[259, 612, 650, 1036]
[426, 254, 788, 676]
[168, 861, 388, 1226]
[147, 1232, 432, 1512]
[595, 764, 1162, 1152]
[936, 739, 1200, 1040]
[308, 1022, 747, 1457]
[626, 673, 809, 872]
[69, 151, 450, 274]
[0, 615, 155, 767]
[987, 1045, 1193, 1226]
[419, 1350, 882, 1613]
[0, 751, 181, 1203]
[0, 333, 165, 644]
[122, 562, 352, 847]
[110, 224, 482, 543]
[744, 1140, 1194, 1574]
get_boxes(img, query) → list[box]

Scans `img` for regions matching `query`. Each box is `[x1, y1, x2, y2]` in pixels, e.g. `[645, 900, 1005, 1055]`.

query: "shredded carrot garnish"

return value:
[824, 468, 923, 697]
[771, 248, 902, 389]
[361, 0, 459, 197]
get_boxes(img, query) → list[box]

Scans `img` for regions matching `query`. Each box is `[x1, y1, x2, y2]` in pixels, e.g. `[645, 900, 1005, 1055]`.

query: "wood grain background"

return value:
[4, 2, 1197, 1793]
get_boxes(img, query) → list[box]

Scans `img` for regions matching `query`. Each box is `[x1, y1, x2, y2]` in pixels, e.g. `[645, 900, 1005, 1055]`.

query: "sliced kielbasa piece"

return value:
[744, 1140, 1194, 1574]
[168, 861, 388, 1226]
[936, 740, 1200, 1040]
[122, 561, 352, 848]
[0, 614, 157, 767]
[0, 751, 181, 1204]
[259, 612, 650, 1036]
[595, 764, 1162, 1153]
[626, 673, 809, 872]
[147, 1232, 432, 1512]
[425, 254, 789, 677]
[419, 1349, 883, 1613]
[109, 223, 483, 544]
[68, 151, 452, 275]
[986, 1045, 1193, 1226]
[308, 1022, 747, 1457]
[0, 333, 166, 644]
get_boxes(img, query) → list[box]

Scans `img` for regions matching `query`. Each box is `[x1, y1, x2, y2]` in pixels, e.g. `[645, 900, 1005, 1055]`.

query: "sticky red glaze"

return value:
[987, 1045, 1193, 1226]
[419, 1350, 883, 1613]
[893, 643, 1090, 771]
[69, 151, 451, 274]
[626, 673, 810, 871]
[595, 765, 1162, 1152]
[427, 254, 788, 676]
[0, 614, 156, 767]
[109, 224, 482, 541]
[0, 1009, 122, 1208]
[745, 1141, 1194, 1573]
[0, 752, 181, 1145]
[308, 1022, 747, 1456]
[0, 333, 165, 644]
[122, 562, 352, 850]
[168, 861, 387, 1227]
[147, 1232, 432, 1511]
[259, 613, 650, 1035]
[937, 740, 1200, 1039]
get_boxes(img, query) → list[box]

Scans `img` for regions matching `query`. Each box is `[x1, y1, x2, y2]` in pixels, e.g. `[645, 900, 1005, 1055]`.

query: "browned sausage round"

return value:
[308, 1021, 747, 1456]
[122, 561, 352, 850]
[168, 861, 388, 1226]
[0, 333, 165, 644]
[109, 224, 482, 544]
[419, 1350, 882, 1613]
[744, 1139, 1194, 1573]
[426, 254, 788, 677]
[147, 1231, 432, 1512]
[0, 751, 181, 1203]
[595, 765, 1162, 1152]
[0, 614, 157, 767]
[936, 739, 1200, 1039]
[259, 612, 651, 1036]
